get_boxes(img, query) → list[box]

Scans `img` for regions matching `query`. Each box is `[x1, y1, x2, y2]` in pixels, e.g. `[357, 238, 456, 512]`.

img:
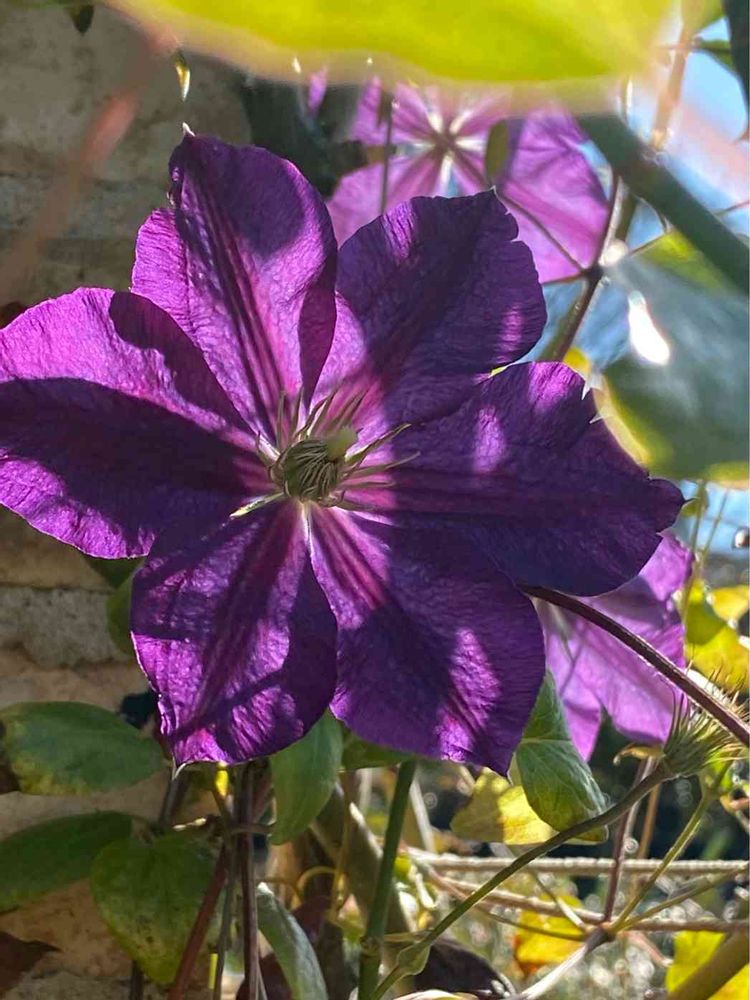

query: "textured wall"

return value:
[0, 5, 250, 992]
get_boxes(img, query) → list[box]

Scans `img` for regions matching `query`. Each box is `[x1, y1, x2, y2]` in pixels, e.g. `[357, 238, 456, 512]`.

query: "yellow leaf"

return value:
[712, 586, 750, 624]
[107, 0, 670, 88]
[686, 583, 749, 692]
[514, 896, 582, 970]
[666, 931, 749, 999]
[451, 770, 555, 845]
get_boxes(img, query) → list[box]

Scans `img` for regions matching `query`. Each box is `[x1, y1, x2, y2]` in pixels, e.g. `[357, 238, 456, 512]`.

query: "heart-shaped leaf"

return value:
[515, 673, 607, 840]
[0, 702, 164, 795]
[451, 769, 555, 845]
[0, 812, 132, 912]
[90, 832, 216, 984]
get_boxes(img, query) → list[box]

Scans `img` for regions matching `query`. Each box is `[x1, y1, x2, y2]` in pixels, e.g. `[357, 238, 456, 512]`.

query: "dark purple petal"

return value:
[0, 288, 260, 557]
[132, 502, 337, 765]
[317, 192, 546, 442]
[495, 114, 609, 282]
[132, 134, 337, 440]
[310, 508, 545, 773]
[542, 535, 691, 757]
[327, 154, 443, 245]
[350, 363, 683, 595]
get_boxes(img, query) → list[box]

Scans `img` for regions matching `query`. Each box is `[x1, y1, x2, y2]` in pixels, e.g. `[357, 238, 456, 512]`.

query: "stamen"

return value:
[230, 493, 283, 519]
[344, 423, 410, 471]
[345, 452, 420, 479]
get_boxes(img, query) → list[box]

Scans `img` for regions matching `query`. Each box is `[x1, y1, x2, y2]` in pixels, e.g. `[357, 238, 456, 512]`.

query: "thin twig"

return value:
[603, 759, 654, 919]
[371, 766, 668, 999]
[239, 766, 260, 1000]
[167, 847, 228, 1000]
[379, 94, 394, 216]
[522, 585, 750, 747]
[412, 854, 746, 877]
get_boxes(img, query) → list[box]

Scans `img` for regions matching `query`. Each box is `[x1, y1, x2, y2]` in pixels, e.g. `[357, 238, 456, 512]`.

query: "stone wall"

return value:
[0, 4, 252, 993]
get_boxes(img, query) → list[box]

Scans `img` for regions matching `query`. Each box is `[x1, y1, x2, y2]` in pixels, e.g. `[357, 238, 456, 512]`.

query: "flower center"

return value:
[272, 427, 358, 502]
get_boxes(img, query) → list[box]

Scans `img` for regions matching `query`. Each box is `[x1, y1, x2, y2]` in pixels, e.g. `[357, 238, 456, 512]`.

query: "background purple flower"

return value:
[325, 81, 610, 283]
[539, 534, 692, 759]
[0, 135, 680, 773]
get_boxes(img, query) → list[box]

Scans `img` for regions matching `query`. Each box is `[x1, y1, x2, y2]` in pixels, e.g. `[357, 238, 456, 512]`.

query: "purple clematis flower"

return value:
[539, 534, 692, 759]
[0, 136, 681, 772]
[324, 82, 609, 283]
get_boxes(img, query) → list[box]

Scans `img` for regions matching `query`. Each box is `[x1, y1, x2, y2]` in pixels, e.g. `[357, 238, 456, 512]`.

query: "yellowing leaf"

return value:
[712, 586, 750, 624]
[107, 0, 670, 87]
[451, 770, 555, 845]
[666, 931, 749, 999]
[686, 584, 749, 692]
[514, 897, 583, 971]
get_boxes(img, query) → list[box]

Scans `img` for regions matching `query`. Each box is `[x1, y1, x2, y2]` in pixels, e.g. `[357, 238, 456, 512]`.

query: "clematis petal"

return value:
[132, 134, 337, 440]
[346, 80, 435, 146]
[311, 508, 545, 773]
[0, 288, 260, 558]
[132, 502, 337, 765]
[494, 114, 609, 282]
[351, 363, 683, 595]
[327, 154, 443, 246]
[318, 192, 546, 441]
[541, 535, 691, 757]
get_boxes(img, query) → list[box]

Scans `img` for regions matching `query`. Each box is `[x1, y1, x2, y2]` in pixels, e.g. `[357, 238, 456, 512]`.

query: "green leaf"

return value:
[340, 730, 412, 770]
[604, 232, 749, 482]
[83, 555, 141, 588]
[0, 702, 164, 795]
[484, 121, 512, 182]
[108, 0, 670, 87]
[90, 832, 216, 984]
[666, 930, 749, 998]
[724, 0, 749, 104]
[451, 769, 556, 845]
[515, 674, 607, 841]
[0, 812, 132, 912]
[106, 571, 135, 656]
[270, 712, 343, 844]
[256, 883, 328, 1000]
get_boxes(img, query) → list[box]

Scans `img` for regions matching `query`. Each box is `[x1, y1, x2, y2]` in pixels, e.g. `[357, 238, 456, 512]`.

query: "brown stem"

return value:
[128, 965, 144, 1000]
[603, 760, 652, 919]
[167, 847, 228, 1000]
[522, 584, 750, 747]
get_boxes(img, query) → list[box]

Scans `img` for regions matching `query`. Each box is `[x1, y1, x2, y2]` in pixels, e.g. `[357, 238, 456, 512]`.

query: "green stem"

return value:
[578, 114, 749, 294]
[613, 771, 725, 930]
[627, 865, 747, 926]
[370, 767, 668, 999]
[359, 760, 416, 999]
[523, 584, 750, 747]
[312, 786, 412, 936]
[542, 267, 603, 362]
